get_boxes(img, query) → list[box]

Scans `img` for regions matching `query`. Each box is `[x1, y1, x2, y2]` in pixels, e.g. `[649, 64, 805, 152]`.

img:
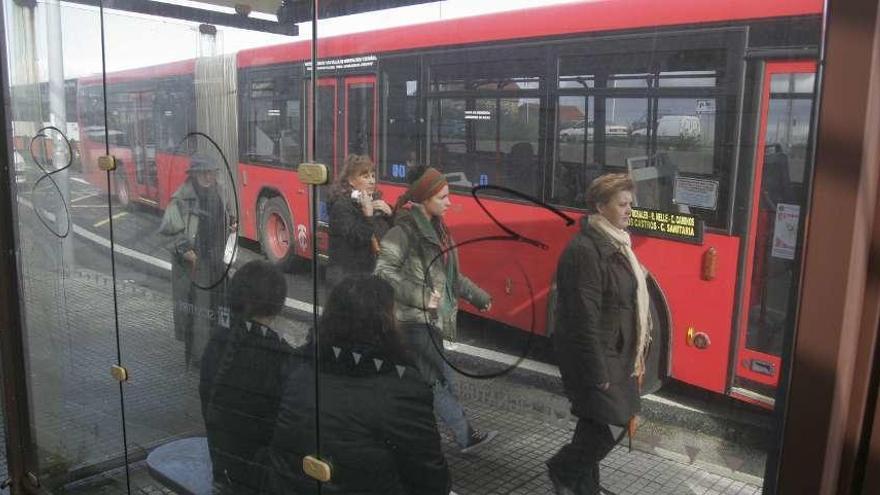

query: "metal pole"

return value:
[45, 0, 73, 262]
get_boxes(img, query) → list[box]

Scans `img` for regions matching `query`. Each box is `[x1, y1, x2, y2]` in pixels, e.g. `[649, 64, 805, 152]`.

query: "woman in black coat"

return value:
[326, 154, 392, 287]
[548, 173, 652, 495]
[262, 274, 451, 495]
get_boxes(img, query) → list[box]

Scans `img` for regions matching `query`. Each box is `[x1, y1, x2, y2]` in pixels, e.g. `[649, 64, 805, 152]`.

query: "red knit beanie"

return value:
[408, 167, 447, 203]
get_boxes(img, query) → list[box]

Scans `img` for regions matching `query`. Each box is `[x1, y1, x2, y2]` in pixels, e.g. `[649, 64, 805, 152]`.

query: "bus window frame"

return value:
[551, 28, 746, 232]
[237, 62, 304, 170]
[373, 28, 747, 232]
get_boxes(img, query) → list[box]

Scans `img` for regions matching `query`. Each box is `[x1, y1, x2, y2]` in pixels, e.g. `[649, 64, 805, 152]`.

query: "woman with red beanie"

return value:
[375, 165, 497, 453]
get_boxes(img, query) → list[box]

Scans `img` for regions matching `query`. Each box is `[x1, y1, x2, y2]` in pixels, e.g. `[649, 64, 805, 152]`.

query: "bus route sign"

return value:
[629, 207, 704, 245]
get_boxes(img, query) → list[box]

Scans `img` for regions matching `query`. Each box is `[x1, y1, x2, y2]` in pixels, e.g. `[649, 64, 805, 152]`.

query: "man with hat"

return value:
[160, 153, 236, 368]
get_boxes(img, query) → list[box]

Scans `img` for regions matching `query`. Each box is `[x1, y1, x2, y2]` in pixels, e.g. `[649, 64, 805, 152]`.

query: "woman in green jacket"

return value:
[375, 166, 497, 453]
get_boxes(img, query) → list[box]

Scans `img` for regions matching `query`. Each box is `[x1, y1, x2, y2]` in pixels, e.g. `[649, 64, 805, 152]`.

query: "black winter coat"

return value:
[553, 217, 641, 426]
[262, 345, 450, 495]
[199, 319, 295, 493]
[327, 195, 391, 280]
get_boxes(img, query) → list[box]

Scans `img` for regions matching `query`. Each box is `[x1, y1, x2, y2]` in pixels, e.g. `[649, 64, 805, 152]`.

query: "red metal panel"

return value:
[237, 163, 310, 256]
[636, 234, 741, 393]
[237, 0, 823, 68]
[155, 153, 190, 210]
[378, 183, 740, 393]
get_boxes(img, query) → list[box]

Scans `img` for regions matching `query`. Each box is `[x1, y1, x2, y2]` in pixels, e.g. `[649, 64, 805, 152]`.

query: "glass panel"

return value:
[315, 83, 337, 169]
[381, 57, 421, 182]
[241, 68, 302, 167]
[0, 2, 827, 495]
[745, 74, 815, 358]
[605, 97, 649, 168]
[554, 95, 596, 207]
[3, 1, 126, 491]
[346, 82, 374, 158]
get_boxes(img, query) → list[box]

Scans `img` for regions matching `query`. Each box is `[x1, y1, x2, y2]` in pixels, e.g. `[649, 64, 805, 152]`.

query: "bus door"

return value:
[733, 61, 817, 405]
[310, 75, 377, 258]
[129, 90, 159, 205]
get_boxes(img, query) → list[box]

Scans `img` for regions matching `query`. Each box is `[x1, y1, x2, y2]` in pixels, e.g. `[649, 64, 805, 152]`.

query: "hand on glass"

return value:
[427, 290, 441, 309]
[372, 199, 392, 216]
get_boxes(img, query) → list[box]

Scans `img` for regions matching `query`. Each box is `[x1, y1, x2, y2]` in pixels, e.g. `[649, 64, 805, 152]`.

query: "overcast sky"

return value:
[6, 0, 587, 81]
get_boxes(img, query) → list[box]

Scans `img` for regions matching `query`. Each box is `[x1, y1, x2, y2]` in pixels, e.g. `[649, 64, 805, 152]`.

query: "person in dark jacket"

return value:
[547, 173, 652, 495]
[200, 260, 293, 494]
[375, 166, 496, 453]
[326, 154, 392, 287]
[160, 153, 236, 368]
[262, 274, 451, 495]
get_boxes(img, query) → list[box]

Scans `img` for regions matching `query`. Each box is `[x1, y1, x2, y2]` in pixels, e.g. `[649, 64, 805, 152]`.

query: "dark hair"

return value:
[318, 274, 407, 362]
[228, 260, 287, 319]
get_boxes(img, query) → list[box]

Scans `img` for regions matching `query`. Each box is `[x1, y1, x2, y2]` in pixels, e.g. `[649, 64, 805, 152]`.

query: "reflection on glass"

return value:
[0, 0, 825, 493]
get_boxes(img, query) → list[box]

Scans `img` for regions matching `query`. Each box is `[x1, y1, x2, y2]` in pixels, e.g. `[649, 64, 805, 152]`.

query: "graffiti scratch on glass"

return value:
[421, 184, 575, 379]
[172, 131, 241, 291]
[28, 126, 73, 238]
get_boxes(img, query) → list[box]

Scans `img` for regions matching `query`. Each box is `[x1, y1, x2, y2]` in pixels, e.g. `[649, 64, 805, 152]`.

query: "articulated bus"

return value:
[75, 0, 824, 407]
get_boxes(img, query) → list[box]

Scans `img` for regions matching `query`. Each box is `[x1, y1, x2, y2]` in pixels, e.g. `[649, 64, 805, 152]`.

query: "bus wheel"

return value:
[641, 276, 671, 396]
[259, 197, 296, 270]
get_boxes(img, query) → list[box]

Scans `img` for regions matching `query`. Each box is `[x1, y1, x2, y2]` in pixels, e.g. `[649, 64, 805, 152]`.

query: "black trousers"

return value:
[547, 417, 618, 494]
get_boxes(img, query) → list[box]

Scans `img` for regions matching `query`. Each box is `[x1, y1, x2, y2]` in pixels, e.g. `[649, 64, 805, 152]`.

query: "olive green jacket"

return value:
[375, 206, 490, 339]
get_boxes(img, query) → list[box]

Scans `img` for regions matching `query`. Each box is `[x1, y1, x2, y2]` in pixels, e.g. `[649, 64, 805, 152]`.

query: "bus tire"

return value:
[259, 196, 297, 270]
[641, 275, 672, 396]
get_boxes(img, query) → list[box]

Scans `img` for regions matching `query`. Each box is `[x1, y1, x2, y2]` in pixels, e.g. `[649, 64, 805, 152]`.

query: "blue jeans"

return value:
[401, 323, 471, 447]
[433, 360, 471, 447]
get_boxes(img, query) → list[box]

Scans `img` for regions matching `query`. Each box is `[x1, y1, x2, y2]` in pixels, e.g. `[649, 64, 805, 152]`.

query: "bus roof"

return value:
[237, 0, 823, 68]
[78, 58, 196, 86]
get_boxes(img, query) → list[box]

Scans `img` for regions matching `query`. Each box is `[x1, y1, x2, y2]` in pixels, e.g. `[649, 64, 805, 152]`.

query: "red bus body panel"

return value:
[238, 163, 311, 257]
[237, 0, 823, 68]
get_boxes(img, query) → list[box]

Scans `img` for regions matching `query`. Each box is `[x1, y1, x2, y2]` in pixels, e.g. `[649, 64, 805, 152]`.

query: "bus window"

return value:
[156, 77, 195, 154]
[553, 95, 594, 207]
[555, 45, 733, 227]
[382, 58, 421, 183]
[426, 56, 543, 196]
[346, 82, 374, 158]
[240, 67, 301, 168]
[604, 97, 649, 168]
[654, 98, 715, 176]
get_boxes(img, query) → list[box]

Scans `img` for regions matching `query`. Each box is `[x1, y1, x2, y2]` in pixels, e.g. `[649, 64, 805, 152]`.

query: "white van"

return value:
[657, 115, 701, 139]
[630, 115, 701, 140]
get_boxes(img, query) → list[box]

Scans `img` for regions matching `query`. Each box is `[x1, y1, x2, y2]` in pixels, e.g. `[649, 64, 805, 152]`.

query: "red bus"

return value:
[76, 0, 824, 407]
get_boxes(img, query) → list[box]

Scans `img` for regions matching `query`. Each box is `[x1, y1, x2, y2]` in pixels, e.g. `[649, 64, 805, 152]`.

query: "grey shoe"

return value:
[459, 429, 498, 454]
